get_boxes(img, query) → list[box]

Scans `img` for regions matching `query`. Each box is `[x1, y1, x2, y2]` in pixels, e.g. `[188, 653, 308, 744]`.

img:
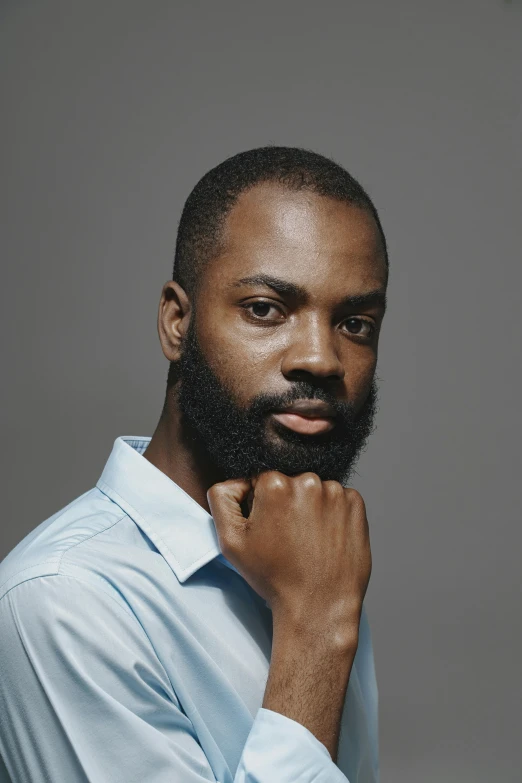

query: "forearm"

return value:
[262, 612, 358, 763]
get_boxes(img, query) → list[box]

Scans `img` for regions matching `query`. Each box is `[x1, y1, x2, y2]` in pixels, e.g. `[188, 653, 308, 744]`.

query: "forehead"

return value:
[209, 182, 387, 290]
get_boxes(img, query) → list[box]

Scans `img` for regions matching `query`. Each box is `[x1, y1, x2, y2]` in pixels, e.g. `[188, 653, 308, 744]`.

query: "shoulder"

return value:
[0, 570, 176, 713]
[0, 487, 131, 602]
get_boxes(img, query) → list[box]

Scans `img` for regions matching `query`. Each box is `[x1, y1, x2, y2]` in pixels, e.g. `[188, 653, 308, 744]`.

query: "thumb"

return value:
[207, 477, 252, 534]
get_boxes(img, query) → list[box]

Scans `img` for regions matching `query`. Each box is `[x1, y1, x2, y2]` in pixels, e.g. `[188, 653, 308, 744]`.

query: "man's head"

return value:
[171, 146, 388, 304]
[158, 146, 388, 485]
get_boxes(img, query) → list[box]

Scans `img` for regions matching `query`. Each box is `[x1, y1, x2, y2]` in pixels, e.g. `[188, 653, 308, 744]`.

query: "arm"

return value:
[0, 575, 350, 783]
[208, 471, 373, 777]
[0, 576, 216, 783]
[263, 610, 357, 763]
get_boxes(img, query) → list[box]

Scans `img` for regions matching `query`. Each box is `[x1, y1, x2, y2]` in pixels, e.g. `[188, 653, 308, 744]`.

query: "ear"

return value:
[157, 281, 192, 362]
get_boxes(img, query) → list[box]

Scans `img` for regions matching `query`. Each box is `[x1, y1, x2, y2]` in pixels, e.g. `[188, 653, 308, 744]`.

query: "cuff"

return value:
[235, 707, 350, 782]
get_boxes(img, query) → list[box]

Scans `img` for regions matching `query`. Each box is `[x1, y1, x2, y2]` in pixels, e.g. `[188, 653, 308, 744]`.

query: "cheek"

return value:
[352, 358, 377, 387]
[200, 306, 273, 366]
[335, 349, 377, 405]
[354, 354, 377, 383]
[199, 323, 274, 402]
[352, 359, 378, 403]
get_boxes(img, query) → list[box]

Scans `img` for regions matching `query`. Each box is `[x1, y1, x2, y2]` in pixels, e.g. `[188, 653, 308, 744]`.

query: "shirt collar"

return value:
[96, 436, 241, 583]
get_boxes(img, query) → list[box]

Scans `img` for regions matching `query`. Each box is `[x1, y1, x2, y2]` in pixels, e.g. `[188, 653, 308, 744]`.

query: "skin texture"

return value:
[144, 181, 388, 762]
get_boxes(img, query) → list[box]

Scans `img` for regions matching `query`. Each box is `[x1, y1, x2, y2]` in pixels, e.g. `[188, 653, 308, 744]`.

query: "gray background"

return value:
[1, 1, 521, 781]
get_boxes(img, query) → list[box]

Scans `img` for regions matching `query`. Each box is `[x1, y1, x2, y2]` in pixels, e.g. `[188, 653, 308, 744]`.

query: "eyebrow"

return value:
[230, 274, 387, 313]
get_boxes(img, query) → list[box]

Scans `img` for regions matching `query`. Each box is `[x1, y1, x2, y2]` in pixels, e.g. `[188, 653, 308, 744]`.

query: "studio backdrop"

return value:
[1, 2, 521, 781]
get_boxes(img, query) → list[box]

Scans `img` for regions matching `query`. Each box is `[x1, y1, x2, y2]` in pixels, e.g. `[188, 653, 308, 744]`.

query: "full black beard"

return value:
[174, 313, 380, 486]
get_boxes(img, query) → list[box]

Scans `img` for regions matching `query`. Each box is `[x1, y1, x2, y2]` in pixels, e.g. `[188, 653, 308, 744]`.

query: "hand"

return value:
[207, 471, 372, 644]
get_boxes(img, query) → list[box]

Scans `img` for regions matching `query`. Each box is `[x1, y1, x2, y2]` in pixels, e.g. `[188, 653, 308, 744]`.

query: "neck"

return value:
[143, 389, 225, 514]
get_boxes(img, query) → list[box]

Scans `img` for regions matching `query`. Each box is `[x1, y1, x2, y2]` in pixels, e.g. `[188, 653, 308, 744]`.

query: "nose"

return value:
[280, 314, 345, 381]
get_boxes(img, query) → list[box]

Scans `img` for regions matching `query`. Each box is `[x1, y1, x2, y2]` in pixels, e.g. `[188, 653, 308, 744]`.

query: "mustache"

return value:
[249, 391, 358, 423]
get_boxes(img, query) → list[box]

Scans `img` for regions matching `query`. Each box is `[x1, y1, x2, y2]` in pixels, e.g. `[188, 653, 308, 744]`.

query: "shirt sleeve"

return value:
[0, 575, 349, 783]
[236, 708, 350, 782]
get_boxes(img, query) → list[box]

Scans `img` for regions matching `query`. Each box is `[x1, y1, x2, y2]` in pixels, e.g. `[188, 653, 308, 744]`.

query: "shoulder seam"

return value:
[2, 572, 179, 704]
[0, 561, 59, 595]
[4, 572, 137, 623]
[0, 507, 129, 598]
[56, 510, 128, 573]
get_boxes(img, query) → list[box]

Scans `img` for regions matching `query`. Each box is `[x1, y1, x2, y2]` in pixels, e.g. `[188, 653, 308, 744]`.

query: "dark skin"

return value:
[144, 182, 388, 761]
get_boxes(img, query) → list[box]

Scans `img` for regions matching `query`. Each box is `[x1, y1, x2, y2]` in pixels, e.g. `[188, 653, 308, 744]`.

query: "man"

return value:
[0, 146, 388, 782]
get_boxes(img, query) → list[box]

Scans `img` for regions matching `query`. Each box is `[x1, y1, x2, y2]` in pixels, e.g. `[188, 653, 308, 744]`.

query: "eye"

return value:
[242, 302, 376, 339]
[341, 317, 376, 339]
[242, 300, 283, 320]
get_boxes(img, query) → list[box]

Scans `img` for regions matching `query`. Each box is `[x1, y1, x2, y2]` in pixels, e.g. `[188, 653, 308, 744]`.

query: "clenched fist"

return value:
[207, 470, 372, 646]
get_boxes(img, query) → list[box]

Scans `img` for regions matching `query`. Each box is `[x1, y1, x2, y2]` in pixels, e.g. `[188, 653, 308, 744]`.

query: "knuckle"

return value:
[207, 480, 229, 499]
[297, 472, 322, 490]
[344, 489, 369, 534]
[323, 480, 344, 497]
[344, 487, 366, 510]
[260, 470, 288, 492]
[206, 484, 219, 499]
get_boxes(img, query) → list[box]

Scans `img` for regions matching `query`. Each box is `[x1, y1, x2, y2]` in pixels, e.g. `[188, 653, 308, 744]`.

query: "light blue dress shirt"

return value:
[0, 436, 379, 782]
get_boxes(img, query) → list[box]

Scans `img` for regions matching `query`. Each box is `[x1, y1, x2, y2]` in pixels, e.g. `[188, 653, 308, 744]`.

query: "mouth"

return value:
[270, 411, 335, 434]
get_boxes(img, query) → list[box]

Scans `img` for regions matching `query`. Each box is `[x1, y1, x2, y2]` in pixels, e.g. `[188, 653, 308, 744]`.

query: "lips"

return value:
[272, 400, 337, 419]
[271, 412, 335, 434]
[270, 400, 337, 434]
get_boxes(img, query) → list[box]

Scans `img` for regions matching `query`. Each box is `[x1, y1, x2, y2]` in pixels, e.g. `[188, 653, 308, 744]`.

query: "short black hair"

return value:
[172, 145, 388, 302]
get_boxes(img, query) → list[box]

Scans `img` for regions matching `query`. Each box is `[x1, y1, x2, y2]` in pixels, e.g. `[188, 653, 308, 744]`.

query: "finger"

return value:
[207, 478, 252, 530]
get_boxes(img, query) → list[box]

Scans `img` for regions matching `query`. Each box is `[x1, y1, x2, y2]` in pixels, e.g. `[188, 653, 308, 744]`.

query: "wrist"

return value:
[271, 602, 360, 656]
